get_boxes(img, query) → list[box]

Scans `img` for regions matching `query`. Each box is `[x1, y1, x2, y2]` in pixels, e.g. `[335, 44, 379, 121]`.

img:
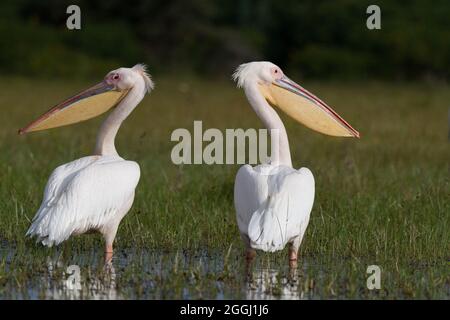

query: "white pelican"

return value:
[20, 64, 153, 258]
[233, 61, 359, 263]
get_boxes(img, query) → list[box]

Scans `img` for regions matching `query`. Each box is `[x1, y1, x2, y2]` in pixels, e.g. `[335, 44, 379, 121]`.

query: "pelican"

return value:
[233, 61, 359, 263]
[20, 64, 153, 258]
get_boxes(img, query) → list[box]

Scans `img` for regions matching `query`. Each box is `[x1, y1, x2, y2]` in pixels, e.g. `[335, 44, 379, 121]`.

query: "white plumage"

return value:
[23, 64, 153, 255]
[235, 164, 314, 253]
[234, 61, 358, 262]
[232, 61, 319, 261]
[26, 155, 140, 246]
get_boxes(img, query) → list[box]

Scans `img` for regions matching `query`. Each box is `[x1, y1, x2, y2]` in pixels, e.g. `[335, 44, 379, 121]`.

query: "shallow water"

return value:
[0, 244, 333, 300]
[1, 244, 448, 299]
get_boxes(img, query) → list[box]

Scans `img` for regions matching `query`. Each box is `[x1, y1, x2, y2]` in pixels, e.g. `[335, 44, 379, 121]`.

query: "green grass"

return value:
[0, 76, 449, 299]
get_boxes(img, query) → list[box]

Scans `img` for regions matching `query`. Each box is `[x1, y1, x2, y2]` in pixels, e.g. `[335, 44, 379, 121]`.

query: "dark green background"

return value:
[1, 0, 449, 79]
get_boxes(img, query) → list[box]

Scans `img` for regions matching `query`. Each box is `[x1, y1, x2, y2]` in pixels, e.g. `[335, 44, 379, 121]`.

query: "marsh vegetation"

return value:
[0, 77, 448, 299]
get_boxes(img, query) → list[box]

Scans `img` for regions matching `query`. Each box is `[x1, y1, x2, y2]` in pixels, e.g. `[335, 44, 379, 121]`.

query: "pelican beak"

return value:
[19, 81, 129, 134]
[258, 76, 359, 138]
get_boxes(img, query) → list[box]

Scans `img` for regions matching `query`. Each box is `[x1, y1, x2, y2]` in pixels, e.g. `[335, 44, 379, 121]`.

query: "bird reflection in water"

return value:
[44, 256, 120, 299]
[245, 261, 302, 300]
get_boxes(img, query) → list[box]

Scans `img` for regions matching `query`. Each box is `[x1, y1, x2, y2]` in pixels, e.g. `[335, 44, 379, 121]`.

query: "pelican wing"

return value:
[244, 166, 315, 252]
[36, 156, 99, 209]
[234, 164, 271, 236]
[26, 156, 140, 246]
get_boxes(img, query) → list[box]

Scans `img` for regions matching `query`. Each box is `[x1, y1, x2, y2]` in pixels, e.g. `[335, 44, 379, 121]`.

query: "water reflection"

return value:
[246, 266, 302, 300]
[2, 246, 318, 299]
[44, 256, 120, 300]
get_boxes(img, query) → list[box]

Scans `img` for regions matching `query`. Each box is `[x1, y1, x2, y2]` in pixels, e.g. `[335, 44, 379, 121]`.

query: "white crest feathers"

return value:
[132, 63, 155, 93]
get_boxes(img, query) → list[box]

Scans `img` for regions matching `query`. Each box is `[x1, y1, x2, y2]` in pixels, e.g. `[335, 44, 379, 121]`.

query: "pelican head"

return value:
[233, 61, 359, 138]
[19, 64, 154, 134]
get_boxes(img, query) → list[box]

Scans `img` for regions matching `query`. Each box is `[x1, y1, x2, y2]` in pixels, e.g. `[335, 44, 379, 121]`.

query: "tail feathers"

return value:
[246, 167, 314, 253]
[26, 227, 66, 247]
[248, 193, 289, 252]
[25, 207, 69, 247]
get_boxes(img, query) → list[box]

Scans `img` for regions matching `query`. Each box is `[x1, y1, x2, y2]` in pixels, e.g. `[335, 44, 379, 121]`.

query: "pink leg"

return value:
[289, 242, 299, 269]
[289, 247, 298, 261]
[105, 243, 113, 263]
[105, 243, 113, 253]
[103, 221, 121, 262]
[289, 253, 298, 269]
